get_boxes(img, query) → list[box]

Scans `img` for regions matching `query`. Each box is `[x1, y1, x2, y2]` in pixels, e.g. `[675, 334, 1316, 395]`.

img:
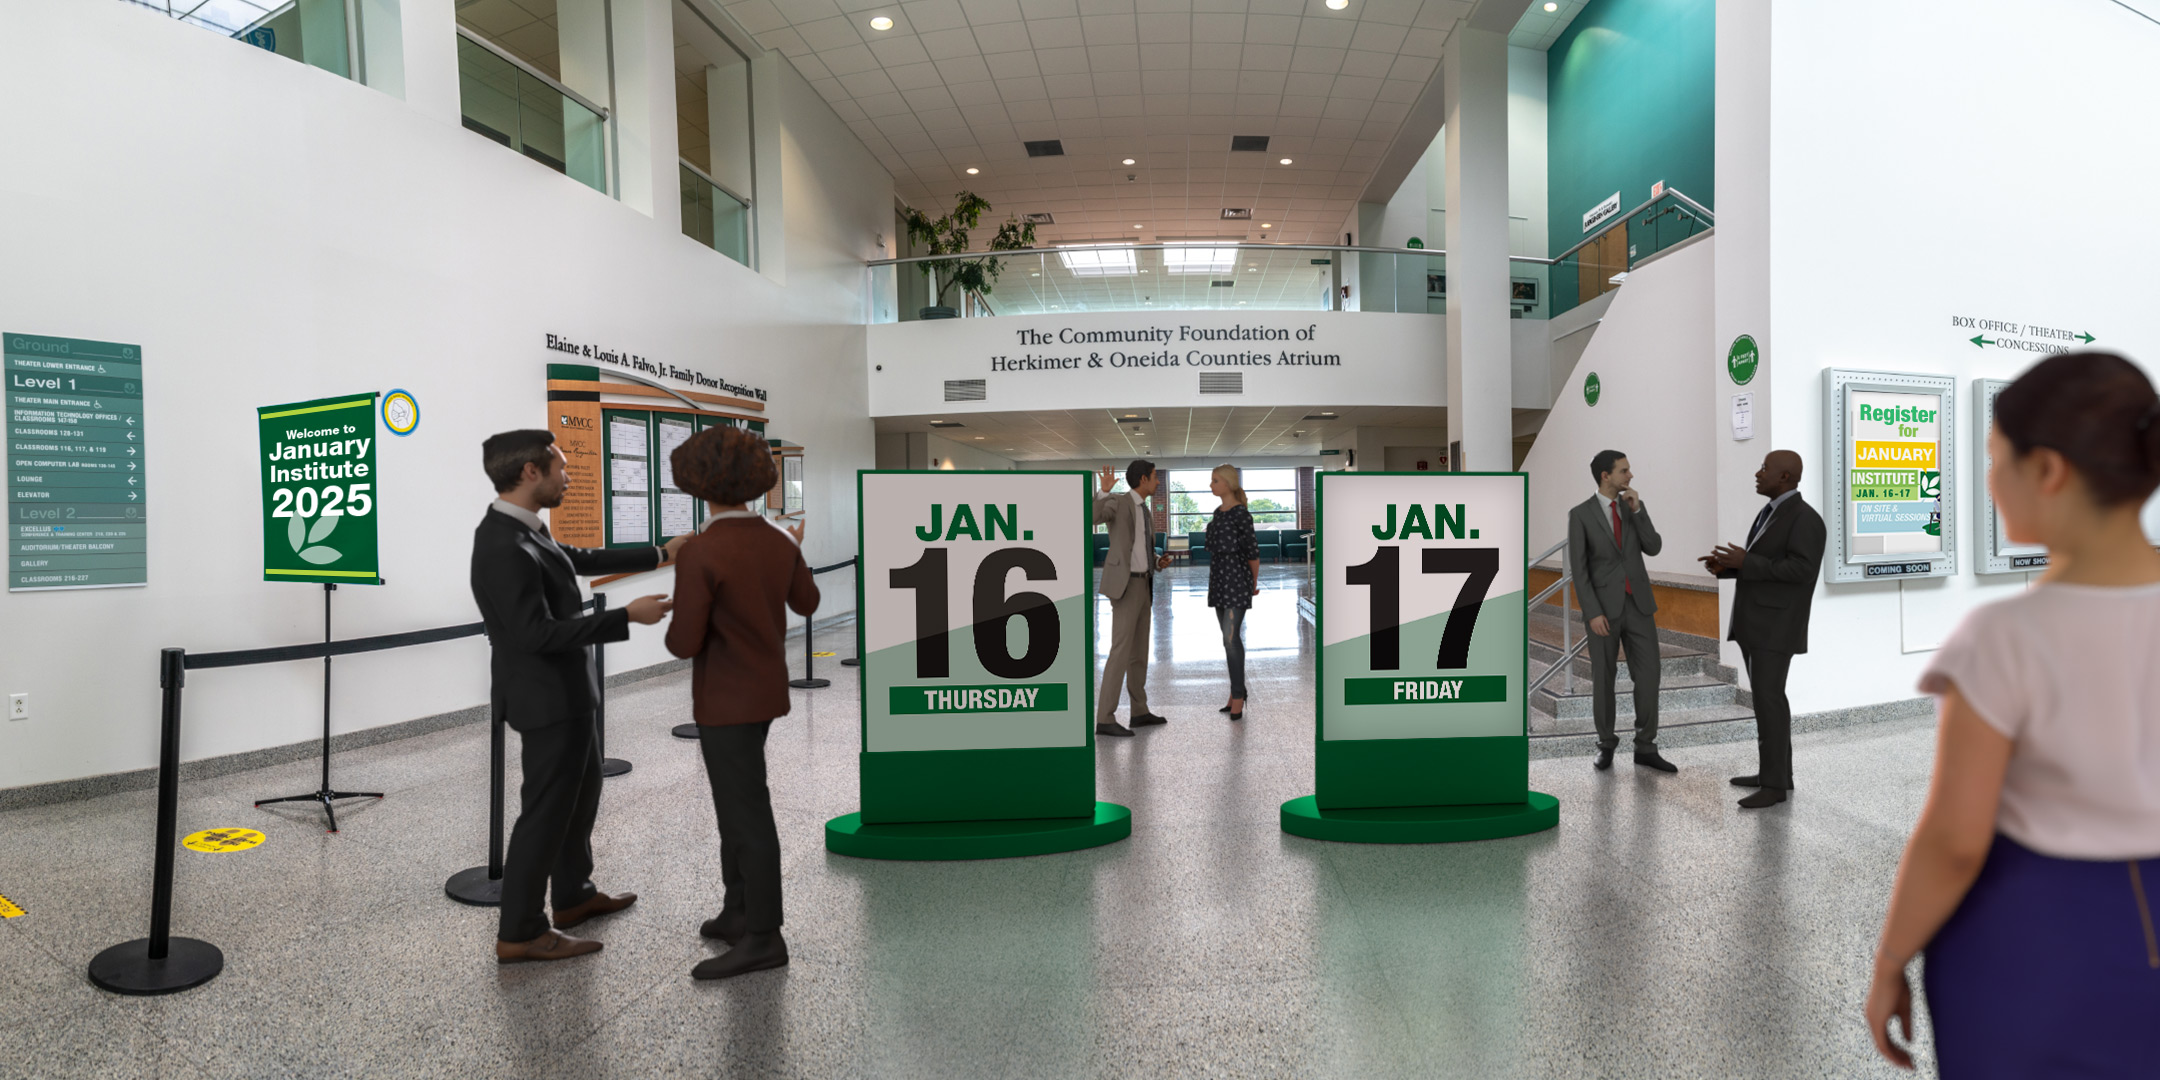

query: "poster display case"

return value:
[1821, 369, 1959, 583]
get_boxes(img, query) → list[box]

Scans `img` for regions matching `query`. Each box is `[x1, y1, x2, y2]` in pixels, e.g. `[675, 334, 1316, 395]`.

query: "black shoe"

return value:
[1130, 713, 1169, 727]
[1594, 747, 1614, 771]
[1730, 775, 1795, 789]
[691, 931, 788, 980]
[1738, 788, 1788, 809]
[700, 910, 747, 946]
[1219, 705, 1233, 713]
[1096, 722, 1134, 738]
[1633, 750, 1678, 773]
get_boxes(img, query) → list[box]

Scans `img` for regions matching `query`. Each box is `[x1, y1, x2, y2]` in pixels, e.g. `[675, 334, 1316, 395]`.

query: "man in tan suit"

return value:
[1095, 460, 1174, 737]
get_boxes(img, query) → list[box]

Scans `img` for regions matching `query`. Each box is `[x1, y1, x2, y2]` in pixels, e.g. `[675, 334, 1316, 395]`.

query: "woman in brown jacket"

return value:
[664, 425, 818, 981]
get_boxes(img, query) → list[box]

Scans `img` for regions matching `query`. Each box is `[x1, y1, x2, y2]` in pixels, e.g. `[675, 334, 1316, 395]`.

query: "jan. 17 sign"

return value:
[1315, 472, 1528, 810]
[857, 470, 1093, 823]
[258, 393, 381, 585]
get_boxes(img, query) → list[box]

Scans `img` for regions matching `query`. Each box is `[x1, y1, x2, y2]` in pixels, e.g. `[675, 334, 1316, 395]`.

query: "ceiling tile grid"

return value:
[722, 0, 1474, 245]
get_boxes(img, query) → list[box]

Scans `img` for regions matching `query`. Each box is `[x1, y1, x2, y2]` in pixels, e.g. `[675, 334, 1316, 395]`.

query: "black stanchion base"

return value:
[444, 865, 504, 906]
[254, 790, 384, 833]
[790, 678, 833, 689]
[672, 723, 701, 741]
[839, 658, 860, 667]
[600, 758, 631, 778]
[88, 937, 223, 996]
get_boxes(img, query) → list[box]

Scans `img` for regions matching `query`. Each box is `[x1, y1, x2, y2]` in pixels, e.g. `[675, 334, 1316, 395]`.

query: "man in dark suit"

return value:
[471, 430, 685, 962]
[1566, 450, 1678, 773]
[1700, 449, 1826, 809]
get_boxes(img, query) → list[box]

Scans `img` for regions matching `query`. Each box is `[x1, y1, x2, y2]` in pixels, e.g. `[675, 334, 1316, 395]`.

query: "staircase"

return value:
[1527, 605, 1751, 737]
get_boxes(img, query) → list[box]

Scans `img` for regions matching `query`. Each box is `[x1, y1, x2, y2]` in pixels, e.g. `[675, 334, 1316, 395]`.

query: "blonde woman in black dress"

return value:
[1205, 464, 1261, 720]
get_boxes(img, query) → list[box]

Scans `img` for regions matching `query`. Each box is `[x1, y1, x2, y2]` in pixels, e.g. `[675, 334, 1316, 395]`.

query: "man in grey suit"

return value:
[1566, 450, 1678, 773]
[1094, 460, 1174, 737]
[1701, 449, 1826, 809]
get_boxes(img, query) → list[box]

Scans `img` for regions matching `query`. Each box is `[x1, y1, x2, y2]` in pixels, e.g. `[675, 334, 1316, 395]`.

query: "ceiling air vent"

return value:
[1220, 208, 1252, 220]
[928, 419, 965, 428]
[1210, 280, 1235, 288]
[1199, 372, 1244, 395]
[944, 380, 987, 402]
[1021, 212, 1055, 225]
[1229, 135, 1270, 152]
[1023, 140, 1065, 157]
[1303, 412, 1339, 420]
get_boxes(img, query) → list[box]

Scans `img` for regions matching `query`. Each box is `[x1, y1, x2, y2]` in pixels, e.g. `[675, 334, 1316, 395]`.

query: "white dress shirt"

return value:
[1129, 489, 1151, 572]
[490, 498, 664, 562]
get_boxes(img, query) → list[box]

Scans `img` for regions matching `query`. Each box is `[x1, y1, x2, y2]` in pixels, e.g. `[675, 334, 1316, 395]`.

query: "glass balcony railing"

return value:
[455, 31, 607, 196]
[126, 0, 353, 78]
[1548, 189, 1713, 317]
[679, 162, 751, 266]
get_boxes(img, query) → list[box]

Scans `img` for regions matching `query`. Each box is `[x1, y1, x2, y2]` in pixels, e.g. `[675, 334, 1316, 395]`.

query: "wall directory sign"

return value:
[1284, 472, 1556, 843]
[258, 393, 381, 585]
[1973, 378, 2048, 574]
[828, 470, 1129, 860]
[1822, 369, 1958, 582]
[7, 332, 147, 591]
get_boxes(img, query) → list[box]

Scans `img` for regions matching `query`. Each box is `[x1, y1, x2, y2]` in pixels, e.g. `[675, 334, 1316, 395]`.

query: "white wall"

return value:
[1751, 0, 2160, 713]
[0, 2, 891, 788]
[1519, 238, 1716, 574]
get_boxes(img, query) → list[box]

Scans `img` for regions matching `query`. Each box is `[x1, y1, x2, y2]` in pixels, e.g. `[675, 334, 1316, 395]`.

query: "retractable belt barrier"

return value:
[92, 596, 606, 997]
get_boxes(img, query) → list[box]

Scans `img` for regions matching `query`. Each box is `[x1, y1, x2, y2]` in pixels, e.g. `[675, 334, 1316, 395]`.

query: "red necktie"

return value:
[1611, 500, 1631, 595]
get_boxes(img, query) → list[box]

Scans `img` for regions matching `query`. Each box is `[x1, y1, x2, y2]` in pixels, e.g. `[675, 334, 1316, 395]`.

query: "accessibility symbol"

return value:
[182, 828, 266, 854]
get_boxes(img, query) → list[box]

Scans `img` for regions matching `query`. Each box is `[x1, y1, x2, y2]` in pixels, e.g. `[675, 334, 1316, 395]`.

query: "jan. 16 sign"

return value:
[258, 393, 382, 585]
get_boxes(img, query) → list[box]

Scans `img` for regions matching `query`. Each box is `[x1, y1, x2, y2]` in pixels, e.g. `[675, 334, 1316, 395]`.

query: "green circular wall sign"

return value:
[1405, 237, 1424, 249]
[1727, 334, 1760, 385]
[1583, 372, 1602, 406]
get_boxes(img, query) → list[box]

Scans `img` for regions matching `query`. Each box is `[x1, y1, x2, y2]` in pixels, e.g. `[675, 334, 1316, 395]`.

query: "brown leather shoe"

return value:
[553, 890, 637, 930]
[495, 930, 602, 964]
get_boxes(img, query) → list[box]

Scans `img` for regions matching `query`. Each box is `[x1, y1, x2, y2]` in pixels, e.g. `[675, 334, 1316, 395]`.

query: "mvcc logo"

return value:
[558, 415, 595, 430]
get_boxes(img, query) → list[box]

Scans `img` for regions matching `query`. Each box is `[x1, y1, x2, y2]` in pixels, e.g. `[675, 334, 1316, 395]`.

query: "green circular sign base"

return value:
[825, 801, 1132, 861]
[1279, 792, 1559, 844]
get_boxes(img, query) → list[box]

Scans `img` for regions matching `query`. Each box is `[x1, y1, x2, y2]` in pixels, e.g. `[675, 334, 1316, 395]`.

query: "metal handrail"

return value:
[678, 158, 753, 210]
[1527, 634, 1591, 696]
[1526, 540, 1576, 697]
[455, 26, 612, 122]
[1526, 188, 1714, 266]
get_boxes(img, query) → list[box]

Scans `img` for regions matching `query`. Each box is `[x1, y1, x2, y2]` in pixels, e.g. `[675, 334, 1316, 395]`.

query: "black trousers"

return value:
[699, 722, 783, 934]
[1587, 603, 1661, 751]
[1742, 645, 1795, 790]
[500, 714, 602, 942]
[1216, 605, 1248, 699]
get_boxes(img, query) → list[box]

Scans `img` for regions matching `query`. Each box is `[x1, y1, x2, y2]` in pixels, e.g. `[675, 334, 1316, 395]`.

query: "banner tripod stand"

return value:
[254, 583, 382, 832]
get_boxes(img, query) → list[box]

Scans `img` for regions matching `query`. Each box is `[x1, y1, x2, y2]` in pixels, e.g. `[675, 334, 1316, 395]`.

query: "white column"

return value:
[353, 0, 405, 99]
[1713, 0, 1774, 676]
[602, 0, 680, 229]
[396, 0, 460, 126]
[750, 51, 786, 282]
[1443, 21, 1511, 472]
[556, 0, 612, 194]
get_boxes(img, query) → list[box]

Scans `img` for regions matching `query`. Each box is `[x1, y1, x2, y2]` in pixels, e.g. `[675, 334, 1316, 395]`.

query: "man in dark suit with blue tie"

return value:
[1701, 449, 1826, 809]
[1566, 450, 1678, 773]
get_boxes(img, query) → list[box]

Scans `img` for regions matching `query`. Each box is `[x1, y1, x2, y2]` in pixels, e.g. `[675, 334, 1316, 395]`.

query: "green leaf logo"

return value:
[1919, 471, 1942, 498]
[290, 510, 343, 565]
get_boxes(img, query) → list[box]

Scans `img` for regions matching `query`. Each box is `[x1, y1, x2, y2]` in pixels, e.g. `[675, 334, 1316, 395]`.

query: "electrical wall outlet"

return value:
[7, 694, 25, 721]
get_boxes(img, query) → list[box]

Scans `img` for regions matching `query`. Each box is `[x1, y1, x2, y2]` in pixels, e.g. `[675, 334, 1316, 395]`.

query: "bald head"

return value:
[1757, 451, 1804, 497]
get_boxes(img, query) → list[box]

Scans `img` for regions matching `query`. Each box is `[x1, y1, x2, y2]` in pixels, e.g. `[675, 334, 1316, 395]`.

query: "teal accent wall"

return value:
[1546, 0, 1715, 258]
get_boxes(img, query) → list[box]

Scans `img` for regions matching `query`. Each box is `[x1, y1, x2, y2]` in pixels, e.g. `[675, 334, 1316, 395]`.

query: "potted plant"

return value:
[903, 192, 1036, 319]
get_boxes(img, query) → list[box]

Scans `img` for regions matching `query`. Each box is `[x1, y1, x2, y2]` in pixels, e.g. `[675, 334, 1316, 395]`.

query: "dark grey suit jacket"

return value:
[469, 509, 660, 731]
[1566, 494, 1662, 623]
[1715, 495, 1827, 655]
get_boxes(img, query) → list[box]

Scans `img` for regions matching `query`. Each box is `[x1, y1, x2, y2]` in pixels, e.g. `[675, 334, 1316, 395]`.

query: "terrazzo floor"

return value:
[0, 565, 1942, 1078]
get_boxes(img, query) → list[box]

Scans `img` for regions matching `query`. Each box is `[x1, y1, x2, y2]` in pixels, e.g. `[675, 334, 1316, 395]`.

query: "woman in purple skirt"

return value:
[1867, 351, 2160, 1074]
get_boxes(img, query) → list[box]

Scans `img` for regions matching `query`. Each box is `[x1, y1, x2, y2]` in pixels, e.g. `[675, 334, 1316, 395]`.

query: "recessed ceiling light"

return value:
[966, 166, 979, 174]
[1261, 223, 1272, 228]
[1326, 0, 1348, 8]
[1122, 158, 1135, 165]
[1279, 158, 1293, 165]
[870, 15, 893, 30]
[1134, 224, 1144, 228]
[1544, 1, 1558, 10]
[1031, 271, 1040, 276]
[974, 436, 985, 440]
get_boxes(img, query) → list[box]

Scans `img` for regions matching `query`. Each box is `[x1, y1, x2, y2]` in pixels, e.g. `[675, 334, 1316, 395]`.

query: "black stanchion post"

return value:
[89, 648, 224, 995]
[594, 592, 630, 777]
[840, 561, 861, 665]
[790, 608, 831, 690]
[444, 702, 506, 905]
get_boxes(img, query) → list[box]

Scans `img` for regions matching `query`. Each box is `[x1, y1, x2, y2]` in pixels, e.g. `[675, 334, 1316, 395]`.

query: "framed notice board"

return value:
[856, 470, 1094, 824]
[1822, 369, 1958, 583]
[1973, 378, 2047, 574]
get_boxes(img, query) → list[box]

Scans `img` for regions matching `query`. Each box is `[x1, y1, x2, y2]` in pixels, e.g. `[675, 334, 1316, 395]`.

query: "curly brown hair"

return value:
[672, 424, 777, 506]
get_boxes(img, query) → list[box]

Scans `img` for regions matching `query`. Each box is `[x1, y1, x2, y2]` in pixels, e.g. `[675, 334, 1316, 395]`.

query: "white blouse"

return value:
[1920, 581, 2160, 860]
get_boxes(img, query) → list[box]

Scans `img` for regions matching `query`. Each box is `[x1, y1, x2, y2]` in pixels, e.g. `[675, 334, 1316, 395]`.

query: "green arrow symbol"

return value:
[1970, 334, 1996, 348]
[2076, 331, 2095, 344]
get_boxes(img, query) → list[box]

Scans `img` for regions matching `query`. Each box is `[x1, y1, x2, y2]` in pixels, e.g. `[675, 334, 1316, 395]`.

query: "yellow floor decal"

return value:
[813, 651, 837, 657]
[183, 827, 266, 854]
[0, 893, 23, 918]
